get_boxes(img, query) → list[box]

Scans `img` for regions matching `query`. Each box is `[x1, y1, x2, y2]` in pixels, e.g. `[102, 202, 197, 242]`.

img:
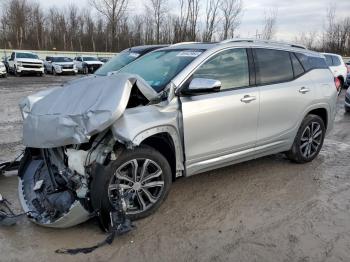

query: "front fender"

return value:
[111, 102, 184, 173]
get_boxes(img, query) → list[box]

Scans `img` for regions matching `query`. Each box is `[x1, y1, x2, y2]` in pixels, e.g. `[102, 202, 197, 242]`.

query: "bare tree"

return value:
[202, 0, 220, 42]
[220, 0, 242, 40]
[89, 0, 128, 49]
[261, 8, 278, 40]
[295, 31, 318, 49]
[173, 0, 189, 42]
[146, 0, 168, 44]
[187, 0, 200, 41]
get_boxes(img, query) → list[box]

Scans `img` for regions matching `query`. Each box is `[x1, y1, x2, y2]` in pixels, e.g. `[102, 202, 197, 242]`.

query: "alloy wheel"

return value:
[300, 121, 323, 159]
[108, 158, 165, 215]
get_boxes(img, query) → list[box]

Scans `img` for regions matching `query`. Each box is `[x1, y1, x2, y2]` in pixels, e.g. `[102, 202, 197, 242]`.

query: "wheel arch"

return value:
[132, 126, 184, 180]
[139, 132, 177, 180]
[306, 107, 328, 130]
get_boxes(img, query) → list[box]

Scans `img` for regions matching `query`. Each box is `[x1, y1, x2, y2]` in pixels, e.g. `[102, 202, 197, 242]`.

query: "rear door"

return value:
[254, 48, 314, 151]
[180, 48, 259, 174]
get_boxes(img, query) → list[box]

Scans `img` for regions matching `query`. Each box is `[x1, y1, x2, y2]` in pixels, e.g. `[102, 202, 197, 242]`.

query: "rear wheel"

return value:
[286, 114, 325, 163]
[90, 146, 172, 231]
[345, 105, 350, 113]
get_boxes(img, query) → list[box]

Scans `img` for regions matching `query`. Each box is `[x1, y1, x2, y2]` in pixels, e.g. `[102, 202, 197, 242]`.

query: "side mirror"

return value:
[184, 78, 221, 95]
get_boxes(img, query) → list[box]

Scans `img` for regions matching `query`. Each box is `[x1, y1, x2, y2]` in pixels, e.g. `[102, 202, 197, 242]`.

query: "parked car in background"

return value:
[1, 56, 9, 73]
[44, 56, 78, 75]
[322, 53, 347, 93]
[345, 87, 350, 112]
[345, 61, 350, 87]
[8, 51, 44, 76]
[95, 45, 168, 76]
[0, 62, 7, 78]
[18, 40, 337, 229]
[73, 56, 104, 74]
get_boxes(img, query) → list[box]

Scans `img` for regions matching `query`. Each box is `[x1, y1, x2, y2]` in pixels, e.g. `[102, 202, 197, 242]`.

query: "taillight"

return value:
[334, 77, 340, 90]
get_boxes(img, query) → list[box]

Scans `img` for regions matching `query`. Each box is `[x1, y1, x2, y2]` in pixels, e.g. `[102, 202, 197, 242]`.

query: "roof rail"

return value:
[220, 38, 307, 50]
[171, 42, 200, 46]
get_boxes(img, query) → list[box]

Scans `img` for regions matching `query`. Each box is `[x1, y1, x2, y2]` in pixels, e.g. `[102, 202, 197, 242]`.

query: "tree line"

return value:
[0, 0, 349, 55]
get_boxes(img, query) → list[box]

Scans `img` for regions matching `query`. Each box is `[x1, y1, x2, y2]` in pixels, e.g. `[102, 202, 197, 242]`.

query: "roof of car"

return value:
[321, 52, 343, 58]
[163, 39, 320, 56]
[14, 50, 37, 54]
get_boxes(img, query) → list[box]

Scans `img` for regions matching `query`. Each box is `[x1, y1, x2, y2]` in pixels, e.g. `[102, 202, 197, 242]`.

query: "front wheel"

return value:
[286, 114, 326, 163]
[14, 66, 20, 76]
[90, 146, 172, 231]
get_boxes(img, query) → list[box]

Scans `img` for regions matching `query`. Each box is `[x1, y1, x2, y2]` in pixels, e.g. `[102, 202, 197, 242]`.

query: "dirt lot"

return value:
[0, 75, 350, 262]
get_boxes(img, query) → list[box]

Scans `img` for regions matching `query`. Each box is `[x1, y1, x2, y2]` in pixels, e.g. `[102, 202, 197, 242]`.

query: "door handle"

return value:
[240, 95, 256, 103]
[299, 87, 310, 94]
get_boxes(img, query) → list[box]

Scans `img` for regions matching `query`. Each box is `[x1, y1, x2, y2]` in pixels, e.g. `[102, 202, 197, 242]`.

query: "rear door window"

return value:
[324, 55, 333, 66]
[254, 49, 294, 85]
[291, 53, 305, 78]
[193, 48, 249, 90]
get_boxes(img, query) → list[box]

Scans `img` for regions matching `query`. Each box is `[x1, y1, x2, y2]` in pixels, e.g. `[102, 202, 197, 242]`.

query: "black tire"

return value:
[14, 66, 20, 76]
[345, 105, 350, 113]
[286, 114, 326, 163]
[90, 146, 172, 231]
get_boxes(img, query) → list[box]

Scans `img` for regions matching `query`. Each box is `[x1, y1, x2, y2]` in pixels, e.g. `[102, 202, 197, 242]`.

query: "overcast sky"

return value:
[37, 0, 350, 41]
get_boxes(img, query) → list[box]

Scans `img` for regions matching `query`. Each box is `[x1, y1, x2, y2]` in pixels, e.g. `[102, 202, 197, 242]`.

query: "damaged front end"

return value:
[16, 74, 164, 229]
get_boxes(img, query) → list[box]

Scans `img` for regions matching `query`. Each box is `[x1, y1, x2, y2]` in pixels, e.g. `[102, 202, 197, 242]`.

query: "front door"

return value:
[180, 48, 259, 175]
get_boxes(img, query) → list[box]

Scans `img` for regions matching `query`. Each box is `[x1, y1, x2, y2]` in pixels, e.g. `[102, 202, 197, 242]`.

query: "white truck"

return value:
[8, 51, 44, 76]
[73, 56, 104, 74]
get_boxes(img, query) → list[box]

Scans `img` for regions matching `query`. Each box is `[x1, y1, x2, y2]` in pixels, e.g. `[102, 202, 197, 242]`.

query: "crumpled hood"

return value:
[19, 73, 158, 148]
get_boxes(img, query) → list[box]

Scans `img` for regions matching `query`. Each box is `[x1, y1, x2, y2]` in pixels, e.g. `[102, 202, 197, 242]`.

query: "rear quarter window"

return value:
[332, 56, 341, 66]
[295, 53, 327, 71]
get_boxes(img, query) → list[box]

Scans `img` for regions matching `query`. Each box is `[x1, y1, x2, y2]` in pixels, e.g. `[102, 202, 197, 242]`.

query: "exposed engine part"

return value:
[18, 148, 91, 227]
[17, 132, 129, 230]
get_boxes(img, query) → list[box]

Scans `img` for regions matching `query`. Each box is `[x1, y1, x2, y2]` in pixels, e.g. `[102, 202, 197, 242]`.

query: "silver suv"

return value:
[18, 40, 337, 230]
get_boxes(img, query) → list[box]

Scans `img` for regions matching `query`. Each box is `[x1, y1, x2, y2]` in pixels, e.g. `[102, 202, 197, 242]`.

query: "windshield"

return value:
[118, 50, 203, 92]
[83, 57, 98, 62]
[16, 53, 39, 59]
[95, 51, 141, 76]
[52, 57, 72, 63]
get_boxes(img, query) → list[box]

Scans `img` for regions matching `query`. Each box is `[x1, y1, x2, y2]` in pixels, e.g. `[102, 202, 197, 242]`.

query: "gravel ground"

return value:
[0, 75, 350, 262]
